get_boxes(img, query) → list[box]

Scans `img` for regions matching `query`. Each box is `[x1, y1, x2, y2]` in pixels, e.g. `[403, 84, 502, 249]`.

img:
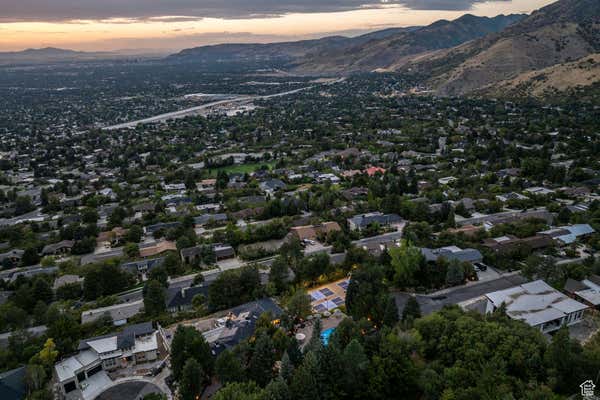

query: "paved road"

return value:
[102, 85, 320, 131]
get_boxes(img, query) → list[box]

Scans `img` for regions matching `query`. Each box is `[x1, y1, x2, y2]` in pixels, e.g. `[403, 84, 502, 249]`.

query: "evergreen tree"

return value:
[179, 358, 206, 400]
[143, 279, 166, 317]
[248, 334, 276, 386]
[215, 350, 246, 384]
[382, 296, 399, 327]
[402, 296, 421, 323]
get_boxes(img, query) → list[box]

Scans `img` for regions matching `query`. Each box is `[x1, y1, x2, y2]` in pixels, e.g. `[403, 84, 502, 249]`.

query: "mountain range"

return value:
[402, 0, 599, 96]
[169, 0, 599, 97]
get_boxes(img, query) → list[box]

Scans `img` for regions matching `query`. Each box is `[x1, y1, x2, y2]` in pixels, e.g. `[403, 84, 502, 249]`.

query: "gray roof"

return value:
[421, 247, 483, 264]
[348, 212, 402, 228]
[194, 213, 228, 226]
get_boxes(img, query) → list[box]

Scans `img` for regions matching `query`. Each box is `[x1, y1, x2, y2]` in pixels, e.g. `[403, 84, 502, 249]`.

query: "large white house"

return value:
[54, 322, 160, 399]
[485, 280, 588, 333]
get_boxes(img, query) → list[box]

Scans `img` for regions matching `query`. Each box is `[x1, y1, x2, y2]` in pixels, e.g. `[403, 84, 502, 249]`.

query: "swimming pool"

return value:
[321, 328, 335, 346]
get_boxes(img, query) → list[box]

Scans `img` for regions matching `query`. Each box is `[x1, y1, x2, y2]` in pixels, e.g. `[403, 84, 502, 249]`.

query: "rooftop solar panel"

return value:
[320, 288, 334, 297]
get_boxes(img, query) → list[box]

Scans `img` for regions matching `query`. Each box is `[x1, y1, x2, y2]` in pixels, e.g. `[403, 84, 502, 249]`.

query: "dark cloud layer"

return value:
[0, 0, 504, 22]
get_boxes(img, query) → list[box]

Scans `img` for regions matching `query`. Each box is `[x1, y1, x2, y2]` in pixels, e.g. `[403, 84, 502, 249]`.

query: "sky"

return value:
[0, 0, 555, 53]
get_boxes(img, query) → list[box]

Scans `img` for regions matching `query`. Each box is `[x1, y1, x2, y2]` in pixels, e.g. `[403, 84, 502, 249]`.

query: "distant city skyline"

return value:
[0, 0, 554, 52]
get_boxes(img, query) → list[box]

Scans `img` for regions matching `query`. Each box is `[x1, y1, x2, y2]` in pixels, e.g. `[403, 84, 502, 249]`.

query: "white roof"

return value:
[87, 336, 117, 354]
[575, 288, 600, 306]
[134, 332, 158, 353]
[55, 350, 99, 383]
[486, 280, 588, 327]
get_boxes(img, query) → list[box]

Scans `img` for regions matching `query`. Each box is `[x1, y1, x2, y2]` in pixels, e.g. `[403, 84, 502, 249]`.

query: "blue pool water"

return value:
[321, 328, 335, 346]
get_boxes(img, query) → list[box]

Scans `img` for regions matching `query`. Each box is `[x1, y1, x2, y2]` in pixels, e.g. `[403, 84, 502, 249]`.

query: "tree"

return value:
[248, 333, 276, 386]
[305, 318, 322, 354]
[445, 260, 464, 286]
[279, 352, 294, 383]
[47, 312, 80, 354]
[382, 296, 399, 327]
[290, 351, 320, 400]
[179, 358, 207, 400]
[215, 350, 246, 384]
[212, 382, 264, 400]
[269, 257, 290, 294]
[163, 252, 183, 276]
[124, 243, 140, 258]
[22, 247, 40, 266]
[126, 225, 143, 243]
[402, 296, 421, 323]
[83, 263, 134, 300]
[37, 338, 59, 367]
[148, 267, 169, 287]
[25, 364, 46, 394]
[389, 241, 425, 288]
[264, 377, 291, 400]
[144, 280, 166, 317]
[286, 289, 311, 322]
[33, 278, 53, 304]
[345, 264, 388, 324]
[545, 325, 585, 394]
[171, 325, 213, 381]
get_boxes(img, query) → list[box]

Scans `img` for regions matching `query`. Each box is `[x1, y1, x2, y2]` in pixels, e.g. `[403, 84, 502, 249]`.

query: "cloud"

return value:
[0, 0, 508, 23]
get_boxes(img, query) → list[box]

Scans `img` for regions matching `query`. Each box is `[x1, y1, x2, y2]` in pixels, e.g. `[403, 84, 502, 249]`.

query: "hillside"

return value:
[0, 47, 116, 64]
[404, 0, 600, 95]
[291, 14, 524, 74]
[167, 15, 522, 72]
[477, 53, 600, 98]
[167, 28, 416, 65]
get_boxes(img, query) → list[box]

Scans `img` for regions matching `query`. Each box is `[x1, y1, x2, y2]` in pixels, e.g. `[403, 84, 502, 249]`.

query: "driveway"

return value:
[94, 381, 163, 400]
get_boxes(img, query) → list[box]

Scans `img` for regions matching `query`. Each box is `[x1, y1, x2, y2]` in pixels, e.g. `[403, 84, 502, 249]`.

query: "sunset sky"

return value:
[0, 0, 555, 53]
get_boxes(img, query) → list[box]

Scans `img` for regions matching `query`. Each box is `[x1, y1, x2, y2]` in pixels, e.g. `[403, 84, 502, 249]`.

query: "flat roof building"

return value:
[485, 280, 588, 333]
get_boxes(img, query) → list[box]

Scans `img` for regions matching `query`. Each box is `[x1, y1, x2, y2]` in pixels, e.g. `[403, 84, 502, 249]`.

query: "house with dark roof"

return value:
[194, 213, 228, 227]
[347, 212, 402, 231]
[144, 221, 181, 235]
[120, 257, 164, 281]
[482, 235, 554, 254]
[42, 240, 75, 256]
[0, 366, 25, 400]
[259, 179, 286, 195]
[421, 246, 483, 265]
[205, 298, 283, 356]
[166, 286, 210, 313]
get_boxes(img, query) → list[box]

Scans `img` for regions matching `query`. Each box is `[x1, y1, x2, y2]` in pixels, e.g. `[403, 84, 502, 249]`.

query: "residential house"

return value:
[485, 280, 588, 333]
[0, 366, 26, 400]
[166, 286, 210, 313]
[42, 240, 75, 256]
[0, 249, 24, 265]
[564, 275, 600, 308]
[139, 241, 177, 258]
[81, 300, 144, 326]
[421, 246, 483, 264]
[259, 179, 286, 195]
[482, 235, 554, 254]
[53, 274, 84, 290]
[204, 298, 283, 356]
[194, 213, 228, 227]
[347, 212, 402, 231]
[538, 224, 595, 246]
[120, 257, 164, 281]
[55, 322, 160, 398]
[288, 222, 342, 242]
